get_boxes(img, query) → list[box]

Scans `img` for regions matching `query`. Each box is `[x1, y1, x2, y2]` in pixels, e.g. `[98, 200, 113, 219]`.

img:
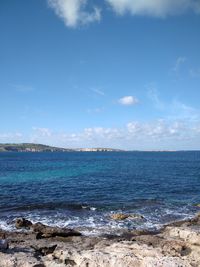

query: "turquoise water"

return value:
[0, 151, 200, 235]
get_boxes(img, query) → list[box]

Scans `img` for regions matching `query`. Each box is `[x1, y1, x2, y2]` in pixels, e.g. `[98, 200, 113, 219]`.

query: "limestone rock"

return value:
[165, 226, 200, 245]
[110, 213, 144, 220]
[110, 213, 129, 220]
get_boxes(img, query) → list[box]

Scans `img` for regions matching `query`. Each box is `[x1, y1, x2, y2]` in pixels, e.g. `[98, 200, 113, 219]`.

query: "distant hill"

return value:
[0, 143, 72, 152]
[0, 143, 123, 152]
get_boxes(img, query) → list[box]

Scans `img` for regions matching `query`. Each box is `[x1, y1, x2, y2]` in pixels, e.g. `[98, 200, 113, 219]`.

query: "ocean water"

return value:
[0, 151, 200, 235]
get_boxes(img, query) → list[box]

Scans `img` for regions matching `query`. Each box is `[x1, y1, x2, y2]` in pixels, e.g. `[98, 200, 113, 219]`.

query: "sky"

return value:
[0, 0, 200, 150]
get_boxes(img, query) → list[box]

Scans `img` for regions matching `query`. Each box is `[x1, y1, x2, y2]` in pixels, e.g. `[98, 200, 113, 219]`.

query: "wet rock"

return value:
[110, 213, 129, 220]
[0, 239, 9, 250]
[129, 214, 144, 220]
[110, 213, 144, 220]
[15, 218, 32, 229]
[31, 222, 81, 239]
[131, 229, 158, 237]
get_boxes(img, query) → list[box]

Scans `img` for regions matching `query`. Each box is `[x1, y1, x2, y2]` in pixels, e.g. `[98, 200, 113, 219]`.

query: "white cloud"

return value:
[126, 120, 188, 140]
[118, 96, 139, 106]
[106, 0, 200, 17]
[47, 0, 200, 28]
[2, 118, 200, 150]
[40, 119, 200, 150]
[48, 0, 101, 28]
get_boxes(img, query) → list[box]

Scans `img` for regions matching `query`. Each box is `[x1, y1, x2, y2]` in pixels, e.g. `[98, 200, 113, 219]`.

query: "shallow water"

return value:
[0, 151, 200, 235]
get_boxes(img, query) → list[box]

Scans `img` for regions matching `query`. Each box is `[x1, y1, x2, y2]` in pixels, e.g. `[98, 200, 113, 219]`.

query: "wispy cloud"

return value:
[118, 96, 139, 106]
[0, 132, 23, 143]
[172, 56, 186, 73]
[147, 86, 199, 120]
[106, 0, 200, 17]
[170, 100, 199, 120]
[87, 107, 105, 113]
[147, 86, 165, 110]
[10, 84, 34, 93]
[32, 127, 52, 137]
[190, 68, 200, 78]
[30, 127, 52, 144]
[91, 88, 105, 96]
[48, 0, 101, 28]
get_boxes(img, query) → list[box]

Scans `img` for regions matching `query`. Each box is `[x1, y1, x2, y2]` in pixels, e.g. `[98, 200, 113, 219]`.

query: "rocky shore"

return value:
[1, 213, 200, 267]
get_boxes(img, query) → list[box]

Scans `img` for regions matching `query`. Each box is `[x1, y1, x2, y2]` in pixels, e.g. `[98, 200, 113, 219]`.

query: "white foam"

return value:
[0, 220, 15, 232]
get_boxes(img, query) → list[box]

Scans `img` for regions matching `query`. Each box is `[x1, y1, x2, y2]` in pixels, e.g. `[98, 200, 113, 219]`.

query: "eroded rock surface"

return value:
[1, 215, 200, 267]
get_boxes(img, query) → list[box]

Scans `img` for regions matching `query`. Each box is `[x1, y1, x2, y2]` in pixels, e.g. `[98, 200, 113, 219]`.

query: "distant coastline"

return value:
[0, 143, 200, 153]
[0, 143, 123, 152]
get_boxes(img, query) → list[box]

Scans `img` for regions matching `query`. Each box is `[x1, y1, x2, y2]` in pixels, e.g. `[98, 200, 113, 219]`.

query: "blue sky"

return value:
[0, 0, 200, 150]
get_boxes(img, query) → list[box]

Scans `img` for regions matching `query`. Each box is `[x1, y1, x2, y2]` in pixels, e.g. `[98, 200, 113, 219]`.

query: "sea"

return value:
[0, 151, 200, 236]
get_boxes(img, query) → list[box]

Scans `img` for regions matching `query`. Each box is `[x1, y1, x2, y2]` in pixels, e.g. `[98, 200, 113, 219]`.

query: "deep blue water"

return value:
[0, 151, 200, 235]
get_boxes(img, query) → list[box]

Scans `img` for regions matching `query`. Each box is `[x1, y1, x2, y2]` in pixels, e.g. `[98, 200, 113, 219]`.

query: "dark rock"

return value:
[31, 244, 57, 256]
[161, 240, 191, 257]
[31, 222, 81, 239]
[15, 218, 32, 229]
[64, 259, 76, 266]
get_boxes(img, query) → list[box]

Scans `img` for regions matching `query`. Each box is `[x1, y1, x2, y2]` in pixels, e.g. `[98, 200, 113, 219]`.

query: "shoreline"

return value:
[0, 207, 198, 237]
[1, 213, 200, 266]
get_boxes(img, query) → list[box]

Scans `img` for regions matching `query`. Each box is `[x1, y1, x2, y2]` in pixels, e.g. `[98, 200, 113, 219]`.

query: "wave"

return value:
[0, 205, 198, 236]
[0, 202, 98, 213]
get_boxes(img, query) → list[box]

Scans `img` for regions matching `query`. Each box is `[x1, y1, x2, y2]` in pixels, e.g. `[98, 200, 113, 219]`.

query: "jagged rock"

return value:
[52, 242, 192, 267]
[31, 244, 57, 256]
[31, 222, 81, 238]
[1, 217, 200, 266]
[15, 218, 32, 229]
[165, 226, 200, 245]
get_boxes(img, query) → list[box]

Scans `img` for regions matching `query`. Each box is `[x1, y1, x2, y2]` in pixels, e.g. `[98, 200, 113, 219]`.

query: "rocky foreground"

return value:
[1, 214, 200, 267]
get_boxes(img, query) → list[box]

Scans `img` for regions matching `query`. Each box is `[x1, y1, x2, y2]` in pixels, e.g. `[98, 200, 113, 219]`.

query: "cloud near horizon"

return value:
[48, 0, 200, 28]
[1, 118, 200, 150]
